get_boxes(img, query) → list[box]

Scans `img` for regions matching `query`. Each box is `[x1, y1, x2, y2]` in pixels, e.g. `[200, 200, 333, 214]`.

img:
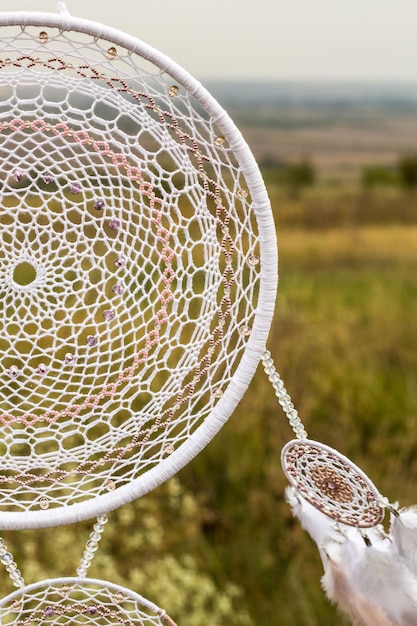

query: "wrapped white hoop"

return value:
[281, 439, 385, 528]
[0, 12, 277, 528]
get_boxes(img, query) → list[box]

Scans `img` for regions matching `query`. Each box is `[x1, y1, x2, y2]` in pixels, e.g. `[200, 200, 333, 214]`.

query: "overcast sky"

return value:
[6, 0, 417, 82]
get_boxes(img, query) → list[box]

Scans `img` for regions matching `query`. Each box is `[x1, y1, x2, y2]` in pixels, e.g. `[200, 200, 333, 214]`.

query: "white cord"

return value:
[57, 1, 71, 16]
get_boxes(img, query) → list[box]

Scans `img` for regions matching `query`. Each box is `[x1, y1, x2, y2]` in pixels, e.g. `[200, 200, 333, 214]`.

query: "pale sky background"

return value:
[5, 0, 417, 82]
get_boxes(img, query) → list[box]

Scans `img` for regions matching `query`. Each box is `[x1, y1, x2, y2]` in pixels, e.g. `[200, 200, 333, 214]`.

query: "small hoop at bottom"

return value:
[0, 577, 177, 626]
[281, 439, 385, 528]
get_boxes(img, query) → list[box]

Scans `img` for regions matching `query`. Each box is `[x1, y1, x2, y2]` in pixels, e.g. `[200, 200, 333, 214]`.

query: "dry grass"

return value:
[279, 224, 417, 267]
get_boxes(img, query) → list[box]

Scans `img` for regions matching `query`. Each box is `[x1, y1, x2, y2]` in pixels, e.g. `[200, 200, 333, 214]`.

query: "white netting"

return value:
[0, 14, 277, 526]
[0, 577, 177, 625]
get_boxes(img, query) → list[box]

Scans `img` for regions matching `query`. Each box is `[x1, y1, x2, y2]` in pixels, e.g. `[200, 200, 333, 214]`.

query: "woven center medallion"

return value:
[281, 440, 385, 528]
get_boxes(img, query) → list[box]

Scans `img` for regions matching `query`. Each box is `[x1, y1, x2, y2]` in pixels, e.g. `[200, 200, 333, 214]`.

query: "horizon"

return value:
[5, 0, 417, 84]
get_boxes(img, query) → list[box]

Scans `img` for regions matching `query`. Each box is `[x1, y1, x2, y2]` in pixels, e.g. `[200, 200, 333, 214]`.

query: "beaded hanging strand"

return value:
[76, 515, 108, 579]
[0, 536, 24, 588]
[261, 351, 308, 440]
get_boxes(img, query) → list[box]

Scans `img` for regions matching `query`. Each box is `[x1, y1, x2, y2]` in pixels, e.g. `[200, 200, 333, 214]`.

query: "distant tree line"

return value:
[259, 152, 417, 192]
[260, 156, 316, 196]
[361, 153, 417, 189]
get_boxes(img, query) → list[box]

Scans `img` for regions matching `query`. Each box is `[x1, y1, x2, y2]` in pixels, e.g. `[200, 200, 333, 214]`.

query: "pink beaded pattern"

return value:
[0, 118, 172, 427]
[0, 27, 261, 512]
[0, 579, 177, 626]
[281, 440, 385, 528]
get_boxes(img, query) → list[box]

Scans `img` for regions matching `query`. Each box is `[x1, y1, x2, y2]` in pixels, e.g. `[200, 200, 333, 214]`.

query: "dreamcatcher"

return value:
[0, 3, 414, 625]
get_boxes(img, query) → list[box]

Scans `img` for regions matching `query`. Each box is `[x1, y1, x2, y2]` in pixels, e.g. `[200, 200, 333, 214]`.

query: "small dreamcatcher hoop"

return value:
[261, 352, 388, 529]
[281, 439, 384, 528]
[0, 10, 277, 529]
[0, 577, 177, 626]
[0, 510, 178, 624]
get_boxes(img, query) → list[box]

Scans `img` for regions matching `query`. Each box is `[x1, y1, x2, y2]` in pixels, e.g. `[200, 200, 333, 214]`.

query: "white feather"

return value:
[286, 487, 417, 625]
[285, 486, 347, 563]
[341, 540, 417, 625]
[391, 506, 417, 576]
[321, 549, 394, 626]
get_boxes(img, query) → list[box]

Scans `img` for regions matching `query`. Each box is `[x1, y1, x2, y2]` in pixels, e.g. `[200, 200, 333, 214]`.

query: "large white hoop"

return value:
[0, 11, 277, 528]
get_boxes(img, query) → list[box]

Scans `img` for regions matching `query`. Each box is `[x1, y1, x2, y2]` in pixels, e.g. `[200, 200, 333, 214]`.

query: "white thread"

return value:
[57, 1, 71, 16]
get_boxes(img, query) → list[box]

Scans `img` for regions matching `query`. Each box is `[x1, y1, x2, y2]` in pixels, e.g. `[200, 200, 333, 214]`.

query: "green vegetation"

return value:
[262, 158, 316, 197]
[398, 152, 417, 188]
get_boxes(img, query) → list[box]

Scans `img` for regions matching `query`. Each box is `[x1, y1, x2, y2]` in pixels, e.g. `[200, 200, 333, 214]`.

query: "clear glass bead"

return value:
[42, 172, 54, 184]
[269, 372, 281, 384]
[39, 497, 49, 510]
[94, 199, 105, 210]
[70, 182, 81, 194]
[12, 169, 24, 182]
[112, 283, 124, 295]
[103, 309, 115, 321]
[8, 365, 20, 378]
[109, 218, 121, 230]
[93, 523, 105, 533]
[1, 553, 13, 565]
[113, 592, 124, 603]
[106, 46, 117, 59]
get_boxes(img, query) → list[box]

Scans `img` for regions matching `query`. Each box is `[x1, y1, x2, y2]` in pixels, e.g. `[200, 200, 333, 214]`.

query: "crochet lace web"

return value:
[0, 578, 177, 625]
[0, 16, 277, 525]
